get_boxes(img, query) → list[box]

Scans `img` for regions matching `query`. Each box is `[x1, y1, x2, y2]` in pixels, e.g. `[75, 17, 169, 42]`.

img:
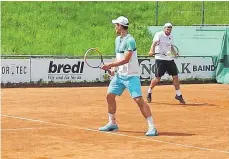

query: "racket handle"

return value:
[104, 69, 111, 74]
[106, 69, 115, 76]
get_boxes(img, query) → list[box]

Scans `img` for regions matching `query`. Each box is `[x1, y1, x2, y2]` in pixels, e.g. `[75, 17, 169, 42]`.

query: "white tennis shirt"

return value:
[115, 34, 140, 76]
[153, 31, 174, 61]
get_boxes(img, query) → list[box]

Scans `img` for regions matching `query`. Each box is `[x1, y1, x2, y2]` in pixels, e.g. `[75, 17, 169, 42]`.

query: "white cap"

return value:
[164, 22, 173, 28]
[112, 16, 129, 26]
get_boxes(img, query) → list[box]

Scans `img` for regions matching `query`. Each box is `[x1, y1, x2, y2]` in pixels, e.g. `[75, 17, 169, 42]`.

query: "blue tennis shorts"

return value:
[107, 75, 142, 98]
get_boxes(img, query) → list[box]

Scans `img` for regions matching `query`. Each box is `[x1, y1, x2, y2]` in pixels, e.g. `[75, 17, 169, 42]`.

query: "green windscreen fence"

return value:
[214, 29, 229, 84]
[148, 26, 229, 84]
[147, 26, 227, 56]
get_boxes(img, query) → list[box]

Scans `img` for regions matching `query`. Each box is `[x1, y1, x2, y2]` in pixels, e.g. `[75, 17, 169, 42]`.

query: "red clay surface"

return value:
[1, 84, 229, 159]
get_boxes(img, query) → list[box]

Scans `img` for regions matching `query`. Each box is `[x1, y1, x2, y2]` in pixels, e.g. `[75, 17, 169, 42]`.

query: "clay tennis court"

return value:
[1, 84, 229, 159]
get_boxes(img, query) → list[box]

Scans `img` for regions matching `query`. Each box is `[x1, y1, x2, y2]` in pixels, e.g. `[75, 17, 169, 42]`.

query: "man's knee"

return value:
[172, 75, 179, 81]
[106, 93, 116, 101]
[134, 96, 144, 106]
[154, 77, 161, 83]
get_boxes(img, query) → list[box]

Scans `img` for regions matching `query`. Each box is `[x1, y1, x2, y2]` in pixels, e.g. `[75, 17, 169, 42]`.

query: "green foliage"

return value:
[2, 1, 229, 56]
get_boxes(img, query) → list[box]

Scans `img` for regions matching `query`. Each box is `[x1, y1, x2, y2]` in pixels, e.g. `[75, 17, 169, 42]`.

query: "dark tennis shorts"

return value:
[155, 59, 178, 77]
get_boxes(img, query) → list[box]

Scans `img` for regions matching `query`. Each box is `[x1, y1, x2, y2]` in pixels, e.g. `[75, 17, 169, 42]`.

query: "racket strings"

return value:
[85, 49, 101, 59]
[84, 48, 103, 68]
[157, 45, 179, 57]
[171, 45, 179, 57]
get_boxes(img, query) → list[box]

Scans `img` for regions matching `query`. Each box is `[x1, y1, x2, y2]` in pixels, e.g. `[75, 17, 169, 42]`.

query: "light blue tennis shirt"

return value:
[115, 34, 140, 76]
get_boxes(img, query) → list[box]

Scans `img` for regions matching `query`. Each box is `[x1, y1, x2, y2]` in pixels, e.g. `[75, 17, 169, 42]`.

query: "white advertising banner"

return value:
[1, 57, 216, 84]
[1, 59, 31, 83]
[138, 57, 216, 81]
[30, 59, 102, 82]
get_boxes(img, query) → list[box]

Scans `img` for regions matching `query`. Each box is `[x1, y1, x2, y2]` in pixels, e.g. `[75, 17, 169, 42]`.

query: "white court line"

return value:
[1, 127, 58, 131]
[2, 114, 229, 154]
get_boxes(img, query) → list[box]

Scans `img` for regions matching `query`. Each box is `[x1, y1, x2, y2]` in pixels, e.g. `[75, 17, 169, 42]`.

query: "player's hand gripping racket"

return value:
[84, 48, 111, 73]
[154, 45, 179, 58]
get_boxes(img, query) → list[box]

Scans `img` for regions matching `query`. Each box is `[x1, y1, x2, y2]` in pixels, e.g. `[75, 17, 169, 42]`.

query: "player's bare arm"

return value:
[108, 58, 118, 76]
[101, 51, 133, 70]
[149, 41, 158, 56]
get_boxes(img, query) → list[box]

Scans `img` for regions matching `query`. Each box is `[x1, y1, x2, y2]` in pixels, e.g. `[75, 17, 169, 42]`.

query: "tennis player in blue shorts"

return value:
[99, 16, 158, 136]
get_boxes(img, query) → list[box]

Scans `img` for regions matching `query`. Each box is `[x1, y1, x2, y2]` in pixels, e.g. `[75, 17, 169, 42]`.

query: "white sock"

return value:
[146, 116, 155, 128]
[108, 113, 116, 125]
[176, 90, 182, 96]
[148, 87, 152, 93]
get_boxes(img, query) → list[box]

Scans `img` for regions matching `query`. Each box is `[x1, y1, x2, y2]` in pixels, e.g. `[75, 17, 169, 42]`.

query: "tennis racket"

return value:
[84, 48, 106, 68]
[84, 48, 111, 73]
[154, 44, 179, 58]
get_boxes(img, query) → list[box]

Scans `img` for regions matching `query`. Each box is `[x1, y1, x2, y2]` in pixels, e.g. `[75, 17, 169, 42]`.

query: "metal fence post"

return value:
[201, 1, 205, 25]
[155, 1, 159, 26]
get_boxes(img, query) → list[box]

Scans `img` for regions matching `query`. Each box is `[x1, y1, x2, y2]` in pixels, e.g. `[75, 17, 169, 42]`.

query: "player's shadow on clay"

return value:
[119, 130, 195, 136]
[151, 101, 216, 106]
[158, 132, 195, 136]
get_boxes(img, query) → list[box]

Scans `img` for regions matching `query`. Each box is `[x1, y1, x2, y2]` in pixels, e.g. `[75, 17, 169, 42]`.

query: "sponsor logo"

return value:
[138, 59, 216, 81]
[193, 65, 215, 72]
[48, 61, 84, 74]
[47, 61, 85, 81]
[1, 65, 27, 75]
[138, 59, 155, 80]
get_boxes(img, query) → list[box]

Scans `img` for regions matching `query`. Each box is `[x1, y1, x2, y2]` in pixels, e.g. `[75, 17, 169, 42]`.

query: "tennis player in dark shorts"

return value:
[147, 22, 186, 104]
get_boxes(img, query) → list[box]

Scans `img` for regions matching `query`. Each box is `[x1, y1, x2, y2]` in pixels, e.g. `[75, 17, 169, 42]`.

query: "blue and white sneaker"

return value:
[98, 123, 119, 131]
[145, 127, 158, 136]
